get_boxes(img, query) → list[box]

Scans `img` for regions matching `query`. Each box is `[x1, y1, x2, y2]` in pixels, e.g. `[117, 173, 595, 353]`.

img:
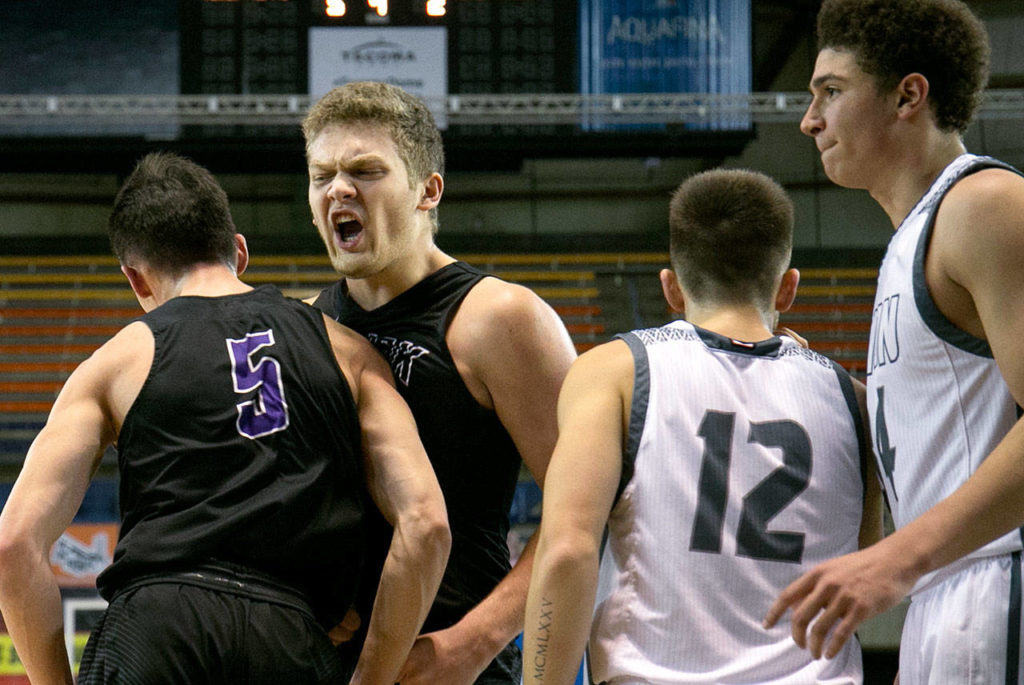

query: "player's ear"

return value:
[233, 233, 249, 276]
[896, 73, 929, 119]
[774, 268, 800, 313]
[660, 268, 686, 314]
[417, 172, 444, 212]
[121, 264, 153, 301]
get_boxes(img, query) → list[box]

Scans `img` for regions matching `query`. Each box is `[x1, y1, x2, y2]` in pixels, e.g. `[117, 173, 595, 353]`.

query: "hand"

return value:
[328, 608, 361, 646]
[396, 627, 488, 685]
[763, 544, 916, 659]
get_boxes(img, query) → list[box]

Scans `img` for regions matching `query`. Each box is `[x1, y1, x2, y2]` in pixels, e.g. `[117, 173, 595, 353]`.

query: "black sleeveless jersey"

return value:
[314, 262, 523, 632]
[97, 286, 365, 624]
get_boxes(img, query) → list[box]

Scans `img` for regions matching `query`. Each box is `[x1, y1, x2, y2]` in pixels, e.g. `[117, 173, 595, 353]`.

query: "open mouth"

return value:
[334, 218, 364, 248]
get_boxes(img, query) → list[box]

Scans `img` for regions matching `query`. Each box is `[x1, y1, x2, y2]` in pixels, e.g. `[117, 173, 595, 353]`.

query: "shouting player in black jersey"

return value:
[0, 152, 450, 685]
[303, 82, 577, 685]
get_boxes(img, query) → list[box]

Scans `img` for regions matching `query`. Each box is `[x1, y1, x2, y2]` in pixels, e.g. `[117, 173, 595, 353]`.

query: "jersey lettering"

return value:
[366, 333, 429, 386]
[691, 411, 734, 553]
[226, 329, 290, 439]
[737, 420, 812, 562]
[867, 294, 900, 376]
[873, 385, 898, 501]
[691, 410, 812, 563]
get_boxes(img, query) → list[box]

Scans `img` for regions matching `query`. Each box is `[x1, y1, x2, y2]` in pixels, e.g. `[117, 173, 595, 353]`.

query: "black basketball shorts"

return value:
[78, 581, 344, 684]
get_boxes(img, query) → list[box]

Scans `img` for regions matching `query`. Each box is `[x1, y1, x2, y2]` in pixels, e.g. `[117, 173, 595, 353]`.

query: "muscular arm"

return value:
[398, 279, 577, 683]
[324, 320, 451, 685]
[0, 324, 148, 685]
[522, 341, 630, 684]
[766, 168, 1024, 659]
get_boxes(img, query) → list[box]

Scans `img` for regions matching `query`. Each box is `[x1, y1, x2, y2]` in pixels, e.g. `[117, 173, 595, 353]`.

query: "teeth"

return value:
[337, 219, 362, 241]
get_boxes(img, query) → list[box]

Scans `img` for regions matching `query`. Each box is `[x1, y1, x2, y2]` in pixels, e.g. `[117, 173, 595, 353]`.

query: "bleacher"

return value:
[0, 254, 878, 466]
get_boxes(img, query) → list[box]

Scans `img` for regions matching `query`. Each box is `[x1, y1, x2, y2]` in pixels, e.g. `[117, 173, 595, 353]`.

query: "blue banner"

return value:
[580, 0, 751, 130]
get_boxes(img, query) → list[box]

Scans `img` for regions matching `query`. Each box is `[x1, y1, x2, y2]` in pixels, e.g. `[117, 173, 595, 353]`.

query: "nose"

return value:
[800, 101, 822, 137]
[327, 173, 356, 201]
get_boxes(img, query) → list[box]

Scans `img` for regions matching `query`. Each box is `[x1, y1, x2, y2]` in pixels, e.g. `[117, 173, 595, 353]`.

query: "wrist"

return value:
[879, 528, 933, 586]
[446, 615, 508, 668]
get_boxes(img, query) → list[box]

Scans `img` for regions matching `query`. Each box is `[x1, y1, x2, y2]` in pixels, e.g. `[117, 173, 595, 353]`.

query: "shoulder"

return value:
[321, 313, 365, 352]
[453, 276, 575, 360]
[461, 276, 557, 328]
[320, 314, 392, 399]
[573, 339, 634, 376]
[448, 276, 576, 413]
[936, 166, 1024, 280]
[945, 165, 1024, 213]
[941, 165, 1024, 235]
[563, 339, 634, 394]
[55, 320, 154, 424]
[91, 321, 153, 372]
[557, 339, 634, 423]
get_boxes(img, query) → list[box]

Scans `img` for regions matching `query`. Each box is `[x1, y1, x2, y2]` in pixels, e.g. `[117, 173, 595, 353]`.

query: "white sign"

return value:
[309, 27, 448, 128]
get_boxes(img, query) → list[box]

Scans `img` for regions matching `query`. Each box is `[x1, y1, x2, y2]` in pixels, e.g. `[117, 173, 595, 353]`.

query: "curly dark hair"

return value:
[668, 168, 793, 310]
[817, 0, 990, 133]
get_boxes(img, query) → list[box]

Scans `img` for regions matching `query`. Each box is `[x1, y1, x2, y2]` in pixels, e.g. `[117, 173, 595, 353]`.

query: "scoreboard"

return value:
[178, 0, 578, 163]
[315, 0, 450, 24]
[180, 0, 573, 98]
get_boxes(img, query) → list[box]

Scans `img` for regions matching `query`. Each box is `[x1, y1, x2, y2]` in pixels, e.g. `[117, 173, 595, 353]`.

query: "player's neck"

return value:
[173, 263, 251, 301]
[345, 244, 454, 310]
[870, 132, 966, 229]
[685, 305, 775, 343]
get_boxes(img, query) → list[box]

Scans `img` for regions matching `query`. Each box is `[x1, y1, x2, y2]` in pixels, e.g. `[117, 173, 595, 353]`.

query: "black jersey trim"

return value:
[1007, 550, 1022, 685]
[831, 360, 869, 494]
[912, 158, 1024, 357]
[616, 332, 650, 507]
[440, 263, 489, 331]
[693, 324, 784, 357]
[117, 320, 160, 456]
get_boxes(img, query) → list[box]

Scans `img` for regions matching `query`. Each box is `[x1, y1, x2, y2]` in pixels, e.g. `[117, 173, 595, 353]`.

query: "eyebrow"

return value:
[307, 154, 387, 169]
[810, 73, 848, 89]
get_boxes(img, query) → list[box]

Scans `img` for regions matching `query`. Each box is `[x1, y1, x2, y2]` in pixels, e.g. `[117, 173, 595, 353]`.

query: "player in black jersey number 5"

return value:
[0, 152, 450, 685]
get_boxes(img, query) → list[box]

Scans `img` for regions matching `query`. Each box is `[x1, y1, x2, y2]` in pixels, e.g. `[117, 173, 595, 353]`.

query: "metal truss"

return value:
[0, 90, 1021, 127]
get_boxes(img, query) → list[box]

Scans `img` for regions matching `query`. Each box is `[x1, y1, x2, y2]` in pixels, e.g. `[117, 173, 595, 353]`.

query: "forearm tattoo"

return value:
[530, 597, 554, 682]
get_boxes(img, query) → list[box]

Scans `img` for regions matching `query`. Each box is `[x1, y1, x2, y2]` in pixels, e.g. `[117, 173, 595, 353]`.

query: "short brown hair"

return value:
[303, 81, 445, 184]
[817, 0, 990, 134]
[668, 168, 793, 310]
[109, 152, 237, 275]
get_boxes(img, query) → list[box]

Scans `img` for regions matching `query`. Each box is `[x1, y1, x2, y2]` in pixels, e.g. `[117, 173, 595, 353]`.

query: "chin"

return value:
[329, 254, 379, 280]
[822, 162, 856, 189]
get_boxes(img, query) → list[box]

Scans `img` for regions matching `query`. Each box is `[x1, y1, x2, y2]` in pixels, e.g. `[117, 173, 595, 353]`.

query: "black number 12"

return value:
[690, 411, 812, 563]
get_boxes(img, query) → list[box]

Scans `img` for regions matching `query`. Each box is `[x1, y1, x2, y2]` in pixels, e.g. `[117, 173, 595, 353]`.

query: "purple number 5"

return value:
[226, 329, 290, 439]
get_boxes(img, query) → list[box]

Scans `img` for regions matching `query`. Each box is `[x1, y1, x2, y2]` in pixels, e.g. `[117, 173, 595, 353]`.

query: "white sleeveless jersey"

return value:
[589, 320, 866, 685]
[866, 153, 1024, 595]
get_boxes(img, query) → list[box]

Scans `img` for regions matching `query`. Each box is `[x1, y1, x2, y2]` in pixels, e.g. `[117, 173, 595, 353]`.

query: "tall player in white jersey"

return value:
[523, 168, 882, 684]
[765, 1, 1024, 682]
